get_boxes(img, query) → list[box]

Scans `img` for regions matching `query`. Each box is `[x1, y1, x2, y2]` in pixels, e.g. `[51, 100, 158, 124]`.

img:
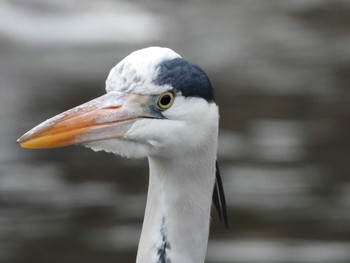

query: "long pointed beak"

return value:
[17, 91, 153, 149]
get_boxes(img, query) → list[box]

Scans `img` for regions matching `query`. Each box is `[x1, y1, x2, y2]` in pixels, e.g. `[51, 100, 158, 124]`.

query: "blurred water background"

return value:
[1, 0, 350, 262]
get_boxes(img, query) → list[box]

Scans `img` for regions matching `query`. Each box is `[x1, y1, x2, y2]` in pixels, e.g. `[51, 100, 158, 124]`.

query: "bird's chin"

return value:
[83, 138, 153, 159]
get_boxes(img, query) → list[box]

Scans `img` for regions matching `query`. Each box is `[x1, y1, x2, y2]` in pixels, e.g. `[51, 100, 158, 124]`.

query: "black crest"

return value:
[154, 58, 215, 102]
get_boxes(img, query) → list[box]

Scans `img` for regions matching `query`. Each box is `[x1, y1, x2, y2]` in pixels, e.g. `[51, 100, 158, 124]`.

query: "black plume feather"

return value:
[212, 161, 228, 228]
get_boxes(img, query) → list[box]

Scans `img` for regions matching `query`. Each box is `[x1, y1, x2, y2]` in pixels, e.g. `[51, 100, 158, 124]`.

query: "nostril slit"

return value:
[103, 106, 121, 110]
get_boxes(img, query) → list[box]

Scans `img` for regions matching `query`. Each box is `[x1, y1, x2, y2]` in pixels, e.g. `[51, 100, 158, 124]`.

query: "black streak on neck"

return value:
[157, 217, 171, 263]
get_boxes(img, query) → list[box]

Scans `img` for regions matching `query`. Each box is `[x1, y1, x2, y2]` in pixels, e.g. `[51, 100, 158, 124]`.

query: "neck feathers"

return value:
[136, 148, 217, 263]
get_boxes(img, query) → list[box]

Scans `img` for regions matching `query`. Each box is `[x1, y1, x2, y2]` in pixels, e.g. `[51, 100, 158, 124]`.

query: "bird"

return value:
[17, 47, 227, 263]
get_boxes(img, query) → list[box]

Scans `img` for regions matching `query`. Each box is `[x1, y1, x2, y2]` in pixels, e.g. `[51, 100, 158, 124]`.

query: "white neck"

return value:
[135, 145, 217, 263]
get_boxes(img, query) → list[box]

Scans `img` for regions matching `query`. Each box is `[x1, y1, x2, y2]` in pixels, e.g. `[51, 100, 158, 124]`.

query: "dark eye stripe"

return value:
[154, 58, 215, 102]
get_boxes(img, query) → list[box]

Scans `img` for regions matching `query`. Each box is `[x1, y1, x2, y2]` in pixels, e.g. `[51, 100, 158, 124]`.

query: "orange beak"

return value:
[17, 91, 154, 149]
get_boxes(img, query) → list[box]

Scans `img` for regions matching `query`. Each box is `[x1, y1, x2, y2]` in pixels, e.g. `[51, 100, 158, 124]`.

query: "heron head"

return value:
[18, 47, 219, 158]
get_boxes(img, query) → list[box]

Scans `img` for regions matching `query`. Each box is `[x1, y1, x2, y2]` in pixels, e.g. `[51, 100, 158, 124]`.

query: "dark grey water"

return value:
[1, 0, 350, 262]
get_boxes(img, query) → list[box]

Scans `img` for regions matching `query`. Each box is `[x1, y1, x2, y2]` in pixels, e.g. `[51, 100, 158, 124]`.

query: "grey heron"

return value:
[17, 47, 227, 263]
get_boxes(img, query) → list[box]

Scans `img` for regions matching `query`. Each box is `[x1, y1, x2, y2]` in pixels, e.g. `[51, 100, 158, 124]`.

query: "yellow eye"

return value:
[157, 92, 175, 110]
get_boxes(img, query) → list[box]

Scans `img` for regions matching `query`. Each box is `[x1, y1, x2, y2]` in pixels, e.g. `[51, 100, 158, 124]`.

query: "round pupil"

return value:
[160, 94, 171, 106]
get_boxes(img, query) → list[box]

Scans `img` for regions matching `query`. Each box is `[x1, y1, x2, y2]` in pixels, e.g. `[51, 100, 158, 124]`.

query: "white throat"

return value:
[136, 144, 217, 263]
